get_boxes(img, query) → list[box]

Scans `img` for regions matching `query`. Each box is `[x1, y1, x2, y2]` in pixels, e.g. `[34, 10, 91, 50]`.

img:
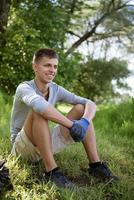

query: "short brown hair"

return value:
[32, 48, 59, 63]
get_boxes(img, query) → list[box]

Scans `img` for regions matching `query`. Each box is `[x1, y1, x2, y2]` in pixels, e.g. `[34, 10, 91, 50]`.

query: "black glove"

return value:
[69, 118, 90, 142]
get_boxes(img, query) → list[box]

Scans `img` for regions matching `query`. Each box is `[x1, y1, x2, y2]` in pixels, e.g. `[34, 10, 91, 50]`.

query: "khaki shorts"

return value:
[11, 126, 74, 162]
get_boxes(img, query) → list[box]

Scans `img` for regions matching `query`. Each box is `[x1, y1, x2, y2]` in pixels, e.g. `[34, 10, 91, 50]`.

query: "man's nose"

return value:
[49, 65, 55, 71]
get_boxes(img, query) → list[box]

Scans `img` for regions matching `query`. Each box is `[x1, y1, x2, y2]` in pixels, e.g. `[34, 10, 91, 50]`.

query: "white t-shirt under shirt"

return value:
[10, 79, 92, 144]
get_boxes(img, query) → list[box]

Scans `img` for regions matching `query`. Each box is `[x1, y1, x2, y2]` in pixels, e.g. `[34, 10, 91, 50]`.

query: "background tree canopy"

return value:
[0, 0, 133, 102]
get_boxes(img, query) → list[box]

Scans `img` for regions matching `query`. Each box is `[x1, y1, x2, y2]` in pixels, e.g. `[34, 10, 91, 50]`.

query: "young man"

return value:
[10, 48, 118, 188]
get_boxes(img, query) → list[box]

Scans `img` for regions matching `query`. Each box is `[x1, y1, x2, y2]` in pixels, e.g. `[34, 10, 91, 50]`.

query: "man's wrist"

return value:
[81, 117, 90, 124]
[69, 120, 73, 128]
[68, 117, 90, 142]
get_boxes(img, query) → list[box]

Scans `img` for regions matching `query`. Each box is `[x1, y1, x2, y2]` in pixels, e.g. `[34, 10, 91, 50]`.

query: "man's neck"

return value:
[34, 78, 49, 94]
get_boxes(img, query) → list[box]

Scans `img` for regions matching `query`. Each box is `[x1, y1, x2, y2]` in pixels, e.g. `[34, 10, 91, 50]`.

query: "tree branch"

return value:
[67, 30, 81, 38]
[86, 30, 128, 43]
[65, 0, 133, 56]
[65, 13, 108, 55]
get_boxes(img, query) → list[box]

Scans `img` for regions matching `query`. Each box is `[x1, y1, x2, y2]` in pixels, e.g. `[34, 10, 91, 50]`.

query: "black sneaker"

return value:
[44, 168, 75, 189]
[88, 162, 119, 181]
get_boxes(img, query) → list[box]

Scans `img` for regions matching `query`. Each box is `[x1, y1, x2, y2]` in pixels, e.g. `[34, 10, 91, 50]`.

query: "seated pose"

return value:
[10, 48, 118, 188]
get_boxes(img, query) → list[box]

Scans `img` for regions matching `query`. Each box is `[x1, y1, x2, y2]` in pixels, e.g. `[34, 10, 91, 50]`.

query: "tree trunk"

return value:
[0, 0, 11, 47]
[0, 0, 11, 32]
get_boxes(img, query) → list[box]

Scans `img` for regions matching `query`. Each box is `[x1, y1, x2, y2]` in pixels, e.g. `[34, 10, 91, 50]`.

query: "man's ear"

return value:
[32, 63, 37, 72]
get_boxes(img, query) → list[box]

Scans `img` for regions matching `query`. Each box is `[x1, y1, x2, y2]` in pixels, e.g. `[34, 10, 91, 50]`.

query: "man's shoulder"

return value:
[50, 82, 60, 90]
[18, 80, 34, 87]
[17, 80, 34, 88]
[16, 80, 34, 94]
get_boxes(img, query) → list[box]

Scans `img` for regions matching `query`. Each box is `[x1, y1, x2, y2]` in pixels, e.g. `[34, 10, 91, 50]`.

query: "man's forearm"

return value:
[82, 102, 97, 121]
[42, 105, 73, 128]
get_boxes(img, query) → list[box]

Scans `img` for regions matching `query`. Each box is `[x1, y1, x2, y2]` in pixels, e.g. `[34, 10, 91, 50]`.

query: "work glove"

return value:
[69, 118, 90, 142]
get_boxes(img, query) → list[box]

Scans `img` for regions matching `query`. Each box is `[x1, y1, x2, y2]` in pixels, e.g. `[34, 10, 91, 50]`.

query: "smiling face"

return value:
[33, 56, 58, 84]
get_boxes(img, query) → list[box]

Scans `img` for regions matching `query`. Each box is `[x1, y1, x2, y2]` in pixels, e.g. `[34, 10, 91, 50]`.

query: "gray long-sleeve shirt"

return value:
[10, 79, 91, 143]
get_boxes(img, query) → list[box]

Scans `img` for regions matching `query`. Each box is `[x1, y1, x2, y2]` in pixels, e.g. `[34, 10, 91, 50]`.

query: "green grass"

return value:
[0, 92, 134, 200]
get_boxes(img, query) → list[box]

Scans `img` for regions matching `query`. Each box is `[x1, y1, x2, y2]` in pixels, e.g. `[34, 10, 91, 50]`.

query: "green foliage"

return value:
[72, 57, 130, 101]
[0, 93, 12, 155]
[95, 98, 134, 139]
[55, 52, 82, 91]
[105, 99, 134, 138]
[0, 0, 70, 94]
[66, 0, 134, 54]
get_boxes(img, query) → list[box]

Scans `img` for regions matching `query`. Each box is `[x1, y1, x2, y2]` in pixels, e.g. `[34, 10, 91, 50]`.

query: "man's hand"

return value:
[69, 118, 90, 142]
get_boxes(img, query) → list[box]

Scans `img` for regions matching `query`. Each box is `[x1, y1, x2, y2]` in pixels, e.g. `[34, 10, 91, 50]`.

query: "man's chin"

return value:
[47, 79, 53, 83]
[43, 79, 53, 84]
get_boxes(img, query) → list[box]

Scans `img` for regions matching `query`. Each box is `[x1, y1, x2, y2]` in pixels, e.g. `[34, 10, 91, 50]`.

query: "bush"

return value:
[95, 98, 134, 138]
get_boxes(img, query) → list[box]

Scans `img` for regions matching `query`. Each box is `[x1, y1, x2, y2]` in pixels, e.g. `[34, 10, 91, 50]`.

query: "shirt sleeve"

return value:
[57, 85, 93, 105]
[16, 83, 50, 113]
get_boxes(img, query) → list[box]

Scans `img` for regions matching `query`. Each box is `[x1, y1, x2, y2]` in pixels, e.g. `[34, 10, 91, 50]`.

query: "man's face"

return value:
[33, 56, 58, 84]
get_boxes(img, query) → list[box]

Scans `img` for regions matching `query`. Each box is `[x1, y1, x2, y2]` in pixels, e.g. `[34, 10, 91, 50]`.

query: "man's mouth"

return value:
[47, 74, 55, 78]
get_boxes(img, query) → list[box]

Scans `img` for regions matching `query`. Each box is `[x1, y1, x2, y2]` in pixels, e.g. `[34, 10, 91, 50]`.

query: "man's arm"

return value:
[18, 83, 96, 136]
[57, 85, 93, 105]
[17, 83, 73, 128]
[68, 102, 97, 142]
[41, 101, 96, 128]
[41, 105, 73, 128]
[82, 101, 97, 122]
[40, 101, 97, 143]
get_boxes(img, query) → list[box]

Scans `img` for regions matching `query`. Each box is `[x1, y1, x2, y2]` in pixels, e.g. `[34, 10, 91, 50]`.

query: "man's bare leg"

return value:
[23, 103, 98, 171]
[24, 111, 57, 172]
[60, 104, 100, 163]
[60, 104, 118, 181]
[82, 122, 100, 162]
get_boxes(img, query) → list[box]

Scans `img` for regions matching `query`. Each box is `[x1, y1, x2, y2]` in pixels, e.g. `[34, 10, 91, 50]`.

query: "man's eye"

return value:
[43, 64, 58, 68]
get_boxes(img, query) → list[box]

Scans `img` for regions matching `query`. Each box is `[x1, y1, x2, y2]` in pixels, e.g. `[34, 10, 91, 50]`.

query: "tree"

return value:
[0, 0, 133, 101]
[0, 0, 71, 94]
[72, 58, 131, 102]
[0, 0, 11, 32]
[65, 0, 134, 55]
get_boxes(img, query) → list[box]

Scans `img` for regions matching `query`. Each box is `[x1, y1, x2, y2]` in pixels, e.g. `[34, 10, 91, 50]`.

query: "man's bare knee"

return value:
[24, 110, 48, 141]
[32, 111, 48, 123]
[74, 104, 85, 115]
[67, 104, 85, 120]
